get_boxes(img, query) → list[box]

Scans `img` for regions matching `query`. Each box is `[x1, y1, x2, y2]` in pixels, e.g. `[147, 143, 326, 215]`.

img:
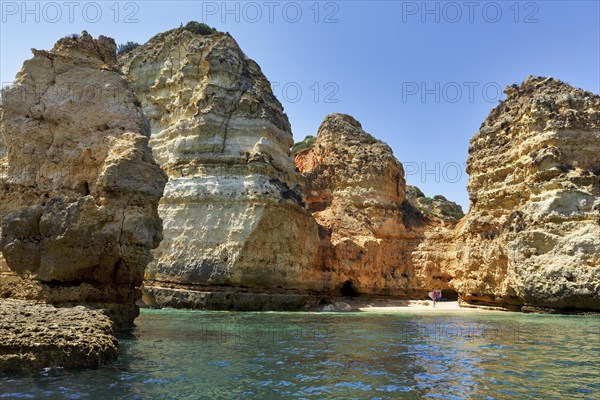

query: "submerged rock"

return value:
[454, 77, 600, 310]
[0, 31, 167, 329]
[119, 27, 323, 308]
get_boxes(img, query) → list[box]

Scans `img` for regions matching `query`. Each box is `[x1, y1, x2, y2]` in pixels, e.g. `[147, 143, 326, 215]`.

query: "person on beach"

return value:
[428, 289, 442, 307]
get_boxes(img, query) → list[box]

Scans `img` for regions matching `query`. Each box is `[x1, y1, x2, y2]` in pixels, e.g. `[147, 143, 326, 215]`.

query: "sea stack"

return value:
[0, 31, 167, 330]
[454, 77, 600, 311]
[119, 27, 323, 309]
[295, 113, 459, 297]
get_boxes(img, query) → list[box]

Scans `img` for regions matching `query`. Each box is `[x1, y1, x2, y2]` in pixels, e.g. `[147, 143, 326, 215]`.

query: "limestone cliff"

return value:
[454, 77, 600, 310]
[119, 27, 323, 309]
[0, 108, 5, 158]
[295, 113, 455, 297]
[0, 32, 167, 328]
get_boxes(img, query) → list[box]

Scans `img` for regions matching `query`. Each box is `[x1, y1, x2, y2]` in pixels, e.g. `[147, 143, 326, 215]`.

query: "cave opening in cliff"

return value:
[341, 280, 360, 297]
[76, 181, 90, 196]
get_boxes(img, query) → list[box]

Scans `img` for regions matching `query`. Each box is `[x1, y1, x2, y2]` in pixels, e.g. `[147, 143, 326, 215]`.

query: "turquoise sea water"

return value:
[1, 309, 599, 399]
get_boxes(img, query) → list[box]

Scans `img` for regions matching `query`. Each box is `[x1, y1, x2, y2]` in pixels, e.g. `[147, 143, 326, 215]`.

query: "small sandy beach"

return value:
[319, 298, 505, 313]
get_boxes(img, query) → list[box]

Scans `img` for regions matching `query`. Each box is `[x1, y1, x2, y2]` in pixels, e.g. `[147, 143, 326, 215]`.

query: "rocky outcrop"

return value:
[0, 31, 167, 329]
[405, 186, 464, 222]
[0, 113, 5, 158]
[295, 113, 455, 297]
[454, 77, 600, 311]
[119, 28, 323, 309]
[0, 300, 118, 373]
[111, 25, 599, 313]
[0, 107, 6, 276]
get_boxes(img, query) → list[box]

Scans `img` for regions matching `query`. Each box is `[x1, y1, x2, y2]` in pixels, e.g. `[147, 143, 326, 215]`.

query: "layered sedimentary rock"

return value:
[0, 110, 6, 275]
[454, 77, 600, 310]
[0, 32, 167, 328]
[0, 113, 5, 157]
[0, 300, 118, 373]
[295, 113, 455, 297]
[119, 28, 323, 309]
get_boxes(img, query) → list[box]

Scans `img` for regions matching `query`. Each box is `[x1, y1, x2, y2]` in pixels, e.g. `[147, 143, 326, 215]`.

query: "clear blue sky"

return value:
[2, 1, 599, 209]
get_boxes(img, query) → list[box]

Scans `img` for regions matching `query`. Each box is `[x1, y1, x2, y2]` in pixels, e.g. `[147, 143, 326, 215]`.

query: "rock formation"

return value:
[0, 116, 5, 158]
[0, 300, 118, 373]
[0, 31, 167, 329]
[405, 185, 464, 222]
[453, 77, 600, 311]
[295, 113, 456, 297]
[119, 27, 323, 309]
[0, 107, 7, 276]
[1, 26, 597, 377]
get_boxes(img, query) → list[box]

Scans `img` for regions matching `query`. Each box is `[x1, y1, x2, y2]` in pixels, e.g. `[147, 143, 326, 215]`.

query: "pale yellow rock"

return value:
[0, 31, 167, 328]
[120, 28, 323, 306]
[453, 77, 600, 310]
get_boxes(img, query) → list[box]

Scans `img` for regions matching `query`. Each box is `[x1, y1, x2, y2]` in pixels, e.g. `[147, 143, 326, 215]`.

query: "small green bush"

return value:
[433, 194, 447, 202]
[117, 41, 140, 56]
[419, 197, 433, 206]
[361, 133, 378, 144]
[411, 186, 425, 198]
[183, 21, 218, 35]
[291, 135, 316, 154]
[446, 210, 465, 220]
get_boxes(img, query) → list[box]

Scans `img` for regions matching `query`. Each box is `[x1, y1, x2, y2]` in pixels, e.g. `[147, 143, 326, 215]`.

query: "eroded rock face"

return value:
[295, 113, 453, 296]
[454, 77, 600, 310]
[0, 32, 167, 328]
[119, 28, 322, 308]
[0, 111, 5, 158]
[0, 300, 119, 373]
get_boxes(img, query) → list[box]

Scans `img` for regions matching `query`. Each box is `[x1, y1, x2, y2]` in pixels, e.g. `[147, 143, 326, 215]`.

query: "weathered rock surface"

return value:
[453, 77, 600, 310]
[295, 113, 455, 297]
[0, 31, 167, 328]
[119, 28, 323, 308]
[0, 113, 5, 158]
[0, 300, 118, 373]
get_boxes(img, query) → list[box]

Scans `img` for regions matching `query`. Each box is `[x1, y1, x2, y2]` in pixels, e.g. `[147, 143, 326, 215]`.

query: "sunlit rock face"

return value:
[120, 28, 323, 309]
[0, 32, 167, 328]
[295, 113, 457, 297]
[454, 77, 600, 310]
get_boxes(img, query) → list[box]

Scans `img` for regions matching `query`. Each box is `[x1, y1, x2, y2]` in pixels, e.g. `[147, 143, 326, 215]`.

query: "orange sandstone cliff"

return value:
[295, 113, 459, 299]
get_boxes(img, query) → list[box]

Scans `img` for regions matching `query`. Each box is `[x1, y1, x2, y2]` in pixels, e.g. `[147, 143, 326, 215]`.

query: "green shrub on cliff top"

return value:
[117, 41, 140, 56]
[291, 135, 316, 154]
[361, 133, 379, 144]
[183, 21, 218, 35]
[419, 197, 433, 206]
[411, 186, 425, 198]
[445, 210, 465, 220]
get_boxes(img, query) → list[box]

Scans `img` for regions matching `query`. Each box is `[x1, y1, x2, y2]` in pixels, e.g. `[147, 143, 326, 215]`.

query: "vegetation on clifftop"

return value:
[406, 185, 465, 222]
[291, 135, 316, 154]
[183, 21, 219, 35]
[117, 41, 140, 56]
